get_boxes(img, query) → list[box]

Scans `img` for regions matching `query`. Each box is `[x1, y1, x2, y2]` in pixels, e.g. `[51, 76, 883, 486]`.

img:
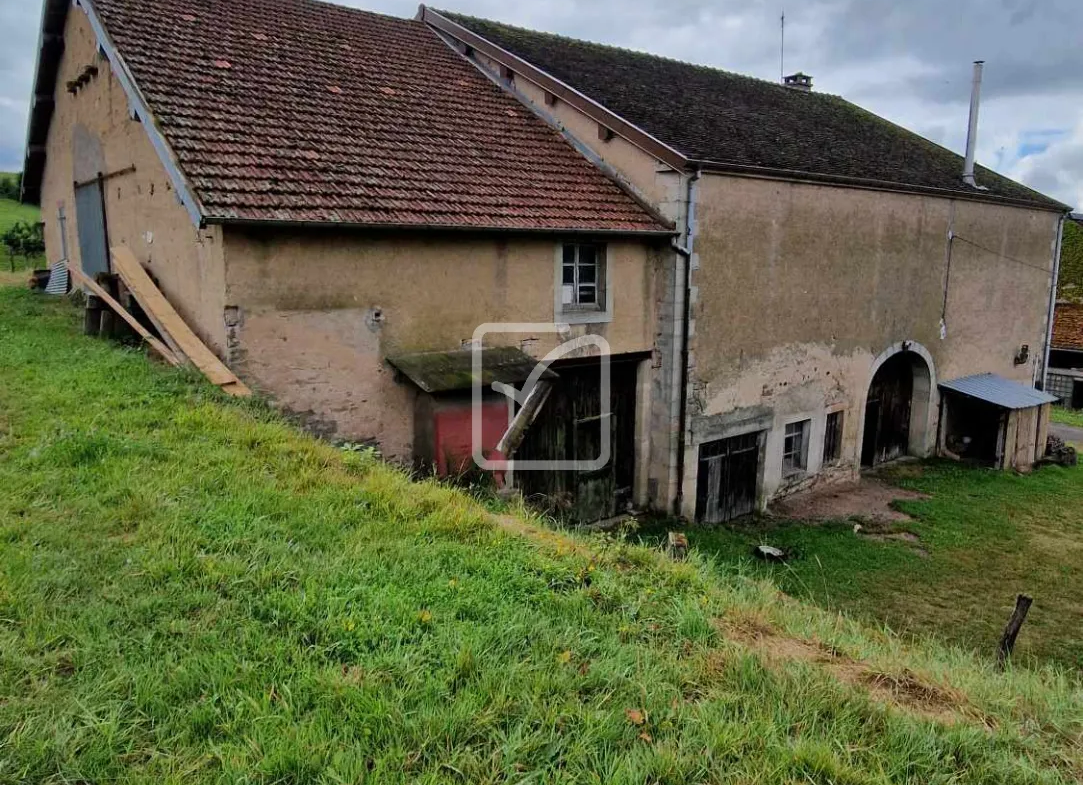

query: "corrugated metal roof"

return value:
[938, 373, 1057, 410]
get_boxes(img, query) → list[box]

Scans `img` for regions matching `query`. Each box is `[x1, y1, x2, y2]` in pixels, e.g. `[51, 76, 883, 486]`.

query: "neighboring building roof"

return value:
[23, 0, 671, 235]
[1057, 218, 1083, 303]
[435, 10, 1069, 212]
[1052, 303, 1083, 351]
[939, 373, 1057, 409]
[388, 347, 557, 393]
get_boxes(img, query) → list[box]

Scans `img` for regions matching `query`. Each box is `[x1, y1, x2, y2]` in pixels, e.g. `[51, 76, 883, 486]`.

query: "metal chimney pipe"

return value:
[963, 60, 985, 188]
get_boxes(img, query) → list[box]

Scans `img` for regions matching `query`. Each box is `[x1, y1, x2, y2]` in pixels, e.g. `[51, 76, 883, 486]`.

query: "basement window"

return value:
[823, 410, 844, 465]
[782, 420, 810, 476]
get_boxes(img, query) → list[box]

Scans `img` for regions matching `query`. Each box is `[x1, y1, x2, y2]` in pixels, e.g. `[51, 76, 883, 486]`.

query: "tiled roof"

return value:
[1053, 303, 1083, 351]
[87, 0, 669, 233]
[440, 12, 1068, 212]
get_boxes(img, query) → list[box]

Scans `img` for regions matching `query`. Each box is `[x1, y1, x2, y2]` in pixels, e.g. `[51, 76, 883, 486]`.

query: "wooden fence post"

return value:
[996, 594, 1032, 668]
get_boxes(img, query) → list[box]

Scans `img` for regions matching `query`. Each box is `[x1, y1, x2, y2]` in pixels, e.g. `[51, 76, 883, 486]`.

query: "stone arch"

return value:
[859, 341, 937, 466]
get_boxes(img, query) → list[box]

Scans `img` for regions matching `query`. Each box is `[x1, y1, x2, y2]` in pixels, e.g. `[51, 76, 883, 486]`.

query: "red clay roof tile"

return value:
[91, 0, 669, 234]
[1053, 303, 1083, 351]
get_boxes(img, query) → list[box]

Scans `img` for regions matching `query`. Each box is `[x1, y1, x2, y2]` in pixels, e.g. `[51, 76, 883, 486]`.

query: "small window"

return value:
[824, 411, 844, 465]
[561, 243, 605, 310]
[782, 420, 810, 476]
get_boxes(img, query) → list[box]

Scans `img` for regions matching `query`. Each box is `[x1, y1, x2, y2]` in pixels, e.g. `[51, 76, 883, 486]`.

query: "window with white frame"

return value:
[561, 242, 605, 310]
[782, 420, 810, 476]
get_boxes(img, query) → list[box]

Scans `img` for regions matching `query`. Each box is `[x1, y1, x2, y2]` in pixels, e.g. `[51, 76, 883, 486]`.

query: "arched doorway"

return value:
[861, 348, 934, 467]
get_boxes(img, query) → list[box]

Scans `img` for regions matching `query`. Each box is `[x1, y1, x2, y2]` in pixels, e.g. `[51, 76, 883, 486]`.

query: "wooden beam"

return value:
[111, 247, 252, 397]
[68, 264, 180, 367]
[496, 380, 552, 457]
[73, 165, 136, 190]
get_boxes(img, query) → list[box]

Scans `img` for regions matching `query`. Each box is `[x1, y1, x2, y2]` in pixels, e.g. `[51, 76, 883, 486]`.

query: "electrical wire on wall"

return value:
[940, 202, 956, 340]
[940, 203, 1055, 342]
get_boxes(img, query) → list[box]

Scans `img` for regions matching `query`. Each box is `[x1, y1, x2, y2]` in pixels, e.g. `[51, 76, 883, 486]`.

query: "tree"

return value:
[0, 173, 21, 201]
[2, 220, 45, 272]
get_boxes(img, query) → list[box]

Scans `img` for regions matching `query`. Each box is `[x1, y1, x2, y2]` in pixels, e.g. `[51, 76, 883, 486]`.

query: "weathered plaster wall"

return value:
[222, 229, 663, 459]
[38, 6, 226, 353]
[465, 52, 693, 511]
[681, 174, 1060, 516]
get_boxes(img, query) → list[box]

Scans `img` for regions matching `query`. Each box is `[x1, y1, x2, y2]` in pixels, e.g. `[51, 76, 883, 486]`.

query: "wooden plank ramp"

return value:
[111, 247, 252, 397]
[68, 263, 181, 367]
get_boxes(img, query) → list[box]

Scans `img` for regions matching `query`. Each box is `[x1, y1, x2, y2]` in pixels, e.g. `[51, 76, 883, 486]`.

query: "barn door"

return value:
[696, 432, 761, 524]
[74, 180, 109, 277]
[862, 354, 914, 467]
[516, 359, 638, 523]
[573, 411, 616, 522]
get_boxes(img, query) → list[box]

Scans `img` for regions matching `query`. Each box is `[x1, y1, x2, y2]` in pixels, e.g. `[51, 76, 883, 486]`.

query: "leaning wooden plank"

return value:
[111, 247, 252, 397]
[111, 259, 188, 365]
[68, 264, 181, 367]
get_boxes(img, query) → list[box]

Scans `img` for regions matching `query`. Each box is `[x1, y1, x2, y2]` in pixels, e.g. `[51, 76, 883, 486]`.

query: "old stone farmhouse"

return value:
[23, 0, 1070, 523]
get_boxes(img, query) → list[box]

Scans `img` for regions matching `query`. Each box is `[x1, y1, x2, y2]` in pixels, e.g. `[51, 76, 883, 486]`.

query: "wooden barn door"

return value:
[695, 432, 761, 524]
[862, 353, 915, 467]
[516, 358, 638, 523]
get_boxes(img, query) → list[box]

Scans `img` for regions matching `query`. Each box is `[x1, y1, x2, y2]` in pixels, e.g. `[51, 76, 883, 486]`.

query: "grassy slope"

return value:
[0, 287, 1081, 784]
[642, 461, 1083, 670]
[1051, 407, 1083, 429]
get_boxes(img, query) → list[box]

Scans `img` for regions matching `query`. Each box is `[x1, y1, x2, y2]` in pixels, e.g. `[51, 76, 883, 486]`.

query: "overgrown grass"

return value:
[642, 461, 1083, 670]
[1050, 407, 1083, 429]
[1, 286, 1081, 783]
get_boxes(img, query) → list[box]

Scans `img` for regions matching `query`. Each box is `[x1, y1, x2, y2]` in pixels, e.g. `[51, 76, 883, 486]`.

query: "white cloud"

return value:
[1009, 114, 1083, 210]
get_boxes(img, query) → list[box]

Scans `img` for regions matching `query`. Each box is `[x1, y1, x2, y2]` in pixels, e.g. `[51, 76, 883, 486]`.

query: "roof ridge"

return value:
[439, 9, 1069, 212]
[437, 10, 833, 97]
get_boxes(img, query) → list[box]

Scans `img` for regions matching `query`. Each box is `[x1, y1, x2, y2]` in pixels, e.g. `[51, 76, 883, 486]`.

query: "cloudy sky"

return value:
[2, 0, 1081, 209]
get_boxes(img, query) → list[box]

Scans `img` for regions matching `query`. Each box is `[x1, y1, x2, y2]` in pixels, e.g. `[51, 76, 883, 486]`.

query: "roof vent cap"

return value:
[783, 72, 813, 92]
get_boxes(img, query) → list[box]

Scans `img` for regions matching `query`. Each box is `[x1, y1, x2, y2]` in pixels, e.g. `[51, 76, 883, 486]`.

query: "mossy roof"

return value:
[444, 12, 1067, 211]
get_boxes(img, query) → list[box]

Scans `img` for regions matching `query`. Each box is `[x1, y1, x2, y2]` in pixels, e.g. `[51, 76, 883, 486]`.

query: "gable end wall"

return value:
[38, 5, 226, 353]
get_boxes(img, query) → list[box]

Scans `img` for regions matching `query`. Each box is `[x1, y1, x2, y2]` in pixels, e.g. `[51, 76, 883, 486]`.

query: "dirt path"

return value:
[769, 478, 927, 524]
[1051, 422, 1083, 445]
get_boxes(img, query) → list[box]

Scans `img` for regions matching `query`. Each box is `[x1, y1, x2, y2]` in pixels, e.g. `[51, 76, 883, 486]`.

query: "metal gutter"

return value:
[419, 6, 690, 172]
[1040, 214, 1068, 390]
[672, 168, 700, 517]
[690, 158, 1071, 214]
[77, 0, 206, 228]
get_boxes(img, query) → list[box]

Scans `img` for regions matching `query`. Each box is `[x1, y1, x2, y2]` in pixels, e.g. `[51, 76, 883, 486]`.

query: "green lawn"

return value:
[642, 461, 1083, 671]
[1051, 407, 1083, 429]
[1, 286, 1081, 783]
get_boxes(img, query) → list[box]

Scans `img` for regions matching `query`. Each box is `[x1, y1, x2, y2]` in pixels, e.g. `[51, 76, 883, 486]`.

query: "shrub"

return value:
[1, 219, 45, 272]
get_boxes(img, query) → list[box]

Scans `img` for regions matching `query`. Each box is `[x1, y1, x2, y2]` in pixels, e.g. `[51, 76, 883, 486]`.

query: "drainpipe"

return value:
[1040, 213, 1067, 390]
[673, 167, 701, 518]
[962, 61, 988, 190]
